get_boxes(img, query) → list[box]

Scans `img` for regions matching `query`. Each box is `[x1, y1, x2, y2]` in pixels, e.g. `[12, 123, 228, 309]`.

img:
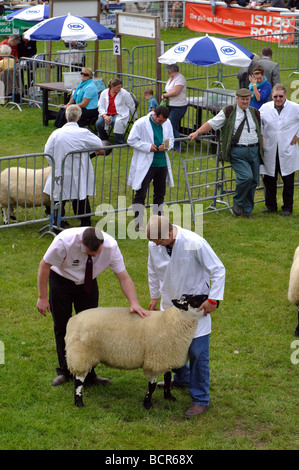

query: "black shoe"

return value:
[232, 205, 243, 216]
[261, 207, 277, 214]
[243, 212, 253, 219]
[280, 210, 291, 217]
[51, 375, 71, 386]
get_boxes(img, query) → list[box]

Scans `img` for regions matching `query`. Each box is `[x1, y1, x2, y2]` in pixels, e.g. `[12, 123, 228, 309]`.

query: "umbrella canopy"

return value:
[6, 4, 49, 22]
[158, 34, 254, 68]
[23, 14, 115, 42]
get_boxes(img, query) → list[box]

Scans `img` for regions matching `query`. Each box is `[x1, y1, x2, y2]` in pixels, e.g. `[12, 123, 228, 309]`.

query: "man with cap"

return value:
[189, 88, 263, 218]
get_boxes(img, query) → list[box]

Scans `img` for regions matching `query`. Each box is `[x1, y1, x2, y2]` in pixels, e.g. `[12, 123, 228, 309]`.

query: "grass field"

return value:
[0, 27, 298, 452]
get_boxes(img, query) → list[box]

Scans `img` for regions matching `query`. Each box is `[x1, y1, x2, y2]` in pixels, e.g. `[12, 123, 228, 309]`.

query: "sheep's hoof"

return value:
[143, 398, 153, 410]
[164, 391, 177, 402]
[75, 399, 85, 408]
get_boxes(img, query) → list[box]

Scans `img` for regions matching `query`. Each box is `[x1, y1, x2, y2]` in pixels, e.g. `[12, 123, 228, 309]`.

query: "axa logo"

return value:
[220, 46, 236, 56]
[174, 44, 188, 54]
[68, 23, 84, 31]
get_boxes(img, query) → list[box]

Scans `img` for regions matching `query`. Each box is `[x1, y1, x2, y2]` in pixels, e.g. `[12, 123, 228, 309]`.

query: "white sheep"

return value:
[288, 246, 299, 337]
[65, 294, 208, 409]
[0, 166, 51, 224]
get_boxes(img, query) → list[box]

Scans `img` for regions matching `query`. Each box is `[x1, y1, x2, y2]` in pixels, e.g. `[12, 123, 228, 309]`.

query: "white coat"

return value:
[127, 113, 175, 191]
[44, 122, 102, 200]
[97, 88, 136, 135]
[260, 99, 299, 177]
[148, 226, 225, 338]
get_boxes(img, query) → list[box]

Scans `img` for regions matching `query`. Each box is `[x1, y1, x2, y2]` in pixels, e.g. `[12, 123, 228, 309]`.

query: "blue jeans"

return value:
[168, 105, 187, 151]
[95, 114, 124, 144]
[173, 334, 210, 406]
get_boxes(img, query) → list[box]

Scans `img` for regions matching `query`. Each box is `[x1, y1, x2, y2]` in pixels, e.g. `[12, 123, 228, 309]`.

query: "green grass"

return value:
[0, 28, 299, 451]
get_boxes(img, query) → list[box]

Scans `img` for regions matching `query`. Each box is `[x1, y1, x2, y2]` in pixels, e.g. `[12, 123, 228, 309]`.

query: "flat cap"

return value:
[236, 88, 252, 97]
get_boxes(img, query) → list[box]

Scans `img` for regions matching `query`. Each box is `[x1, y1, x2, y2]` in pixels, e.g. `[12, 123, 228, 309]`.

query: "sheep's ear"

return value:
[171, 299, 189, 311]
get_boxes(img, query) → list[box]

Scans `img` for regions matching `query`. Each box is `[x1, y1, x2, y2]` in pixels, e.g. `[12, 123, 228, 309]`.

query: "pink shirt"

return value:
[43, 227, 126, 284]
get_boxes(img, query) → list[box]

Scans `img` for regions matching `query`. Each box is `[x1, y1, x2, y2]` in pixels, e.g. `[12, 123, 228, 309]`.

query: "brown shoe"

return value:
[51, 375, 70, 386]
[184, 404, 209, 419]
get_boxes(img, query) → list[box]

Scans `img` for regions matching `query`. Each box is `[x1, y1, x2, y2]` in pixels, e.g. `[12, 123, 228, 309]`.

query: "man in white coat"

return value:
[260, 84, 299, 216]
[127, 106, 174, 231]
[147, 215, 225, 419]
[44, 104, 104, 228]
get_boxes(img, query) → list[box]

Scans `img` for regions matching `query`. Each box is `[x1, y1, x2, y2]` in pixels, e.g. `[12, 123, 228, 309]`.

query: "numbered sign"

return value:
[113, 37, 121, 56]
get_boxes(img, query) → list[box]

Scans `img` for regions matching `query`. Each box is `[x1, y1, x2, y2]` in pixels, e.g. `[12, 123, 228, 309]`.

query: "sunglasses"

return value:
[81, 72, 89, 77]
[273, 95, 284, 98]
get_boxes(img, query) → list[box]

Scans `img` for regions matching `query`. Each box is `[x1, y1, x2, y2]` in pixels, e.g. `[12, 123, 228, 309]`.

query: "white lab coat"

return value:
[44, 122, 102, 200]
[260, 99, 299, 177]
[97, 88, 136, 135]
[148, 226, 225, 338]
[127, 113, 175, 191]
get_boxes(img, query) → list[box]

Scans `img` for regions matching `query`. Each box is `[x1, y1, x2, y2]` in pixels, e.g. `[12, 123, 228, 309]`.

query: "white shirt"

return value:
[260, 99, 299, 176]
[98, 88, 136, 134]
[44, 227, 126, 284]
[165, 72, 188, 107]
[148, 226, 225, 338]
[44, 122, 102, 200]
[208, 105, 258, 145]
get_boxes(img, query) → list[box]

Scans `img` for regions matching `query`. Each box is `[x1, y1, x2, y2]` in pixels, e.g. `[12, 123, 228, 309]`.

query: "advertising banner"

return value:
[185, 2, 295, 42]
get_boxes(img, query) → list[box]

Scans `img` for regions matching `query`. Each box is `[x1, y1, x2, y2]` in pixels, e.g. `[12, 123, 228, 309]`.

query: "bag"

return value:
[160, 90, 169, 107]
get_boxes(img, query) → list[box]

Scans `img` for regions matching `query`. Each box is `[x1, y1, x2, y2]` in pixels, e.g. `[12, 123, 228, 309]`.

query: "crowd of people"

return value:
[1, 34, 297, 419]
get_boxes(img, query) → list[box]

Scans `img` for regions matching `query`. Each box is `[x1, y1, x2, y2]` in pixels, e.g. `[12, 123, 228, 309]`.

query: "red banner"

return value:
[184, 3, 295, 42]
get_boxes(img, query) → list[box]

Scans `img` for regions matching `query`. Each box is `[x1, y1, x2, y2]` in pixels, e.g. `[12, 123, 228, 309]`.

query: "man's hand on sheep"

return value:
[200, 300, 218, 316]
[115, 270, 151, 318]
[129, 302, 151, 318]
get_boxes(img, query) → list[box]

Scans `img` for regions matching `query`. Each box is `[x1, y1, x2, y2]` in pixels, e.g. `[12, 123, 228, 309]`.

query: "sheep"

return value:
[65, 294, 208, 409]
[288, 246, 299, 337]
[0, 166, 51, 224]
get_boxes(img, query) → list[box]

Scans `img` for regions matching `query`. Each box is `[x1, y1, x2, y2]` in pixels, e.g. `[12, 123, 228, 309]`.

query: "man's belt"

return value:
[234, 143, 259, 148]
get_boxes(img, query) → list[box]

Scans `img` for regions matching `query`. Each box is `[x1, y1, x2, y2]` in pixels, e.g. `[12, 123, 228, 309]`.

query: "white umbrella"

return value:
[158, 34, 254, 87]
[23, 13, 115, 70]
[6, 4, 49, 22]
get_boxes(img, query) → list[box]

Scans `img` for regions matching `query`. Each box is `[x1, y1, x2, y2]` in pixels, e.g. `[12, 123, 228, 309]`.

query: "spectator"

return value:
[144, 88, 158, 112]
[237, 53, 260, 89]
[54, 67, 99, 128]
[44, 105, 103, 228]
[189, 89, 263, 219]
[36, 226, 148, 386]
[260, 84, 299, 216]
[147, 215, 225, 419]
[248, 65, 272, 109]
[0, 45, 14, 72]
[17, 33, 37, 59]
[255, 47, 280, 88]
[258, 0, 286, 8]
[96, 77, 136, 145]
[0, 34, 20, 61]
[127, 106, 174, 231]
[161, 63, 188, 152]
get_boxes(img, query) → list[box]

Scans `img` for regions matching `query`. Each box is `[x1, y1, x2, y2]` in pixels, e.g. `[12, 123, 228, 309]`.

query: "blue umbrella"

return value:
[6, 4, 49, 22]
[23, 14, 115, 42]
[159, 35, 254, 87]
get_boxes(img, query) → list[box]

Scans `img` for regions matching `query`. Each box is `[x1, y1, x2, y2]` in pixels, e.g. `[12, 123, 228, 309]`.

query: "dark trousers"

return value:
[133, 166, 168, 223]
[263, 150, 295, 212]
[54, 107, 98, 128]
[54, 198, 92, 227]
[49, 270, 99, 376]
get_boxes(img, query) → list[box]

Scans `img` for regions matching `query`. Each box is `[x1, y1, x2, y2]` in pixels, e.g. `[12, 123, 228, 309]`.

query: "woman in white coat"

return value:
[95, 78, 136, 144]
[127, 106, 174, 230]
[259, 84, 299, 216]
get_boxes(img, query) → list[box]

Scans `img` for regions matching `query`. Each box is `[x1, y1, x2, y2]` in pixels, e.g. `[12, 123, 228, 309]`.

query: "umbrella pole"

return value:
[69, 43, 72, 72]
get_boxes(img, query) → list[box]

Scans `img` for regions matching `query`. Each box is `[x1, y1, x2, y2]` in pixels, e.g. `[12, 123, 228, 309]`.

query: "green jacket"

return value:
[221, 104, 263, 163]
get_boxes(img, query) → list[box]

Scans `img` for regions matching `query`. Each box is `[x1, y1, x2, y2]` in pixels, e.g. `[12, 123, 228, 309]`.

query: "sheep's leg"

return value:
[163, 371, 176, 402]
[2, 208, 8, 225]
[143, 380, 157, 410]
[74, 374, 87, 407]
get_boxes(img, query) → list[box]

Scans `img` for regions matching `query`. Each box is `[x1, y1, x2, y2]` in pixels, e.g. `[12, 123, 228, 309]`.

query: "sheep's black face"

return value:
[172, 294, 208, 311]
